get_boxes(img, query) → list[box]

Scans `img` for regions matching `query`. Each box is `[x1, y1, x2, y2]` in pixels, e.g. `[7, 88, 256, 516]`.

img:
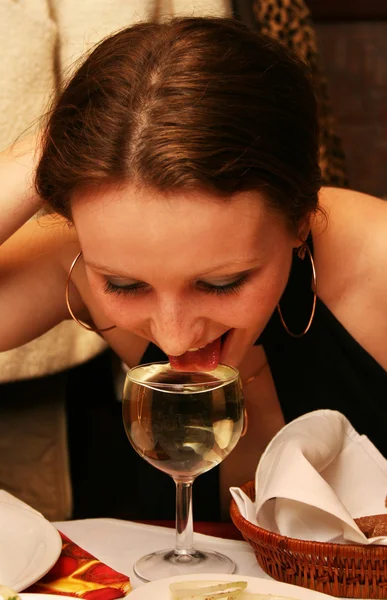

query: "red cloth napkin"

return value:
[25, 532, 131, 599]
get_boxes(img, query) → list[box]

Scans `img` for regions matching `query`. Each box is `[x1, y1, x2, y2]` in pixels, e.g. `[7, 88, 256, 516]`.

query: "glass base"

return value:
[133, 547, 236, 582]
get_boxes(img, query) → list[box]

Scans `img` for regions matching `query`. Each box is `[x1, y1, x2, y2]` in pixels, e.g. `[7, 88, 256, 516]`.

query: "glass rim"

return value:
[125, 361, 240, 390]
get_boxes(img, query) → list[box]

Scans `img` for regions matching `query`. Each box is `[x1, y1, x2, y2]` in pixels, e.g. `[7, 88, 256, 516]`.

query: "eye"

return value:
[197, 274, 249, 296]
[103, 280, 149, 296]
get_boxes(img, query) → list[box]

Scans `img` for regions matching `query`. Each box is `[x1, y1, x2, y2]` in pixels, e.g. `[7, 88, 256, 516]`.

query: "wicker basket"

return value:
[230, 481, 387, 599]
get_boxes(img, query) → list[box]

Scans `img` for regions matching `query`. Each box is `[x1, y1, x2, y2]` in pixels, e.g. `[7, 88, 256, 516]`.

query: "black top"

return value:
[258, 240, 387, 458]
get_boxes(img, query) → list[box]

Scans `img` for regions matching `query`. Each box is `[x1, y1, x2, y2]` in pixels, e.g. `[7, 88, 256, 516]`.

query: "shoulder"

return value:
[313, 187, 387, 299]
[312, 187, 387, 367]
[319, 186, 387, 225]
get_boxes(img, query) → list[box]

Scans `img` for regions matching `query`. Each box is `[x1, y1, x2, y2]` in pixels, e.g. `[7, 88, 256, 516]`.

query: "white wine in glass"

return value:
[122, 361, 244, 582]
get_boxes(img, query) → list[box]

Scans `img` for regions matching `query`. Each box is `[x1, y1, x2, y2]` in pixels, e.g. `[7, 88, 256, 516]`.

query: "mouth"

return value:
[168, 330, 233, 372]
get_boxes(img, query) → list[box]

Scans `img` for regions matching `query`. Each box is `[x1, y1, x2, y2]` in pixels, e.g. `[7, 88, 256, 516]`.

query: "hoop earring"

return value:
[65, 251, 116, 333]
[277, 243, 317, 338]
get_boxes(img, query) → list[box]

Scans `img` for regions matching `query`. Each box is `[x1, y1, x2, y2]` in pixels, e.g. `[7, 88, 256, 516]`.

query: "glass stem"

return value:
[174, 479, 195, 555]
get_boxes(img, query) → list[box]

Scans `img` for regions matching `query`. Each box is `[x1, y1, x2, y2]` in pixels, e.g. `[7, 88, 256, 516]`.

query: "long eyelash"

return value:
[104, 276, 248, 297]
[103, 280, 145, 296]
[200, 276, 248, 296]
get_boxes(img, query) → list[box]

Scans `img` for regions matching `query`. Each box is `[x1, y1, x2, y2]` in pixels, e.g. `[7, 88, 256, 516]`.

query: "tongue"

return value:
[168, 337, 221, 372]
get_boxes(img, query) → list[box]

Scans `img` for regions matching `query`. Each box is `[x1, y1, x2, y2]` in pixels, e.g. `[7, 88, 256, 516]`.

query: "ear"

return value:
[293, 214, 311, 248]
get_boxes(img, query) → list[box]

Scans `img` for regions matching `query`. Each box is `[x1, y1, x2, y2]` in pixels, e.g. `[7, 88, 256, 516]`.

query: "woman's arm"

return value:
[0, 133, 43, 245]
[0, 216, 78, 352]
[0, 133, 79, 351]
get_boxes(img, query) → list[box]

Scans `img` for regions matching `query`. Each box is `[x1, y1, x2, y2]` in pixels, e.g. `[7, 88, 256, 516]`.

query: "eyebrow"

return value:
[84, 257, 261, 280]
[195, 258, 261, 277]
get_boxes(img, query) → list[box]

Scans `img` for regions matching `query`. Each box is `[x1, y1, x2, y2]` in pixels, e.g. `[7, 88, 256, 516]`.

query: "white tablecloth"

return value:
[54, 518, 267, 589]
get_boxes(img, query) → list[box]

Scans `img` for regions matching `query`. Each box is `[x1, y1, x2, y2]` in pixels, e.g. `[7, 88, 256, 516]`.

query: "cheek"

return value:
[86, 276, 148, 327]
[260, 258, 292, 304]
[223, 260, 291, 328]
[95, 292, 153, 331]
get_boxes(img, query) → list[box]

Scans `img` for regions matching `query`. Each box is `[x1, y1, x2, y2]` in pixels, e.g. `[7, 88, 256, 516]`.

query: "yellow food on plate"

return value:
[169, 580, 298, 600]
[0, 585, 20, 600]
[169, 580, 247, 599]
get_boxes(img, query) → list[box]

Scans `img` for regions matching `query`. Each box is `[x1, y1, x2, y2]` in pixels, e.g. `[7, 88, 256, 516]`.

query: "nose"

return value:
[150, 296, 203, 357]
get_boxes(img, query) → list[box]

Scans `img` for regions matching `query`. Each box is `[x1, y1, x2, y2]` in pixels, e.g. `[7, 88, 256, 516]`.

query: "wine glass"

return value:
[122, 361, 244, 582]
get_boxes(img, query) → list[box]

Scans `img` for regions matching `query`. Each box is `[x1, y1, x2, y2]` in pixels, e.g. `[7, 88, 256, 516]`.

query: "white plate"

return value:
[0, 503, 62, 591]
[129, 573, 335, 600]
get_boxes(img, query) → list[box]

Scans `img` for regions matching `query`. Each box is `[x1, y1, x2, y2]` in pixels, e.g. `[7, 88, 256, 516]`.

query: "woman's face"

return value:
[72, 183, 302, 369]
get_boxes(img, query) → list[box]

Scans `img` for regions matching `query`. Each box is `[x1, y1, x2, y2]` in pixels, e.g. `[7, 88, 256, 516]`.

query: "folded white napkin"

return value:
[230, 410, 387, 545]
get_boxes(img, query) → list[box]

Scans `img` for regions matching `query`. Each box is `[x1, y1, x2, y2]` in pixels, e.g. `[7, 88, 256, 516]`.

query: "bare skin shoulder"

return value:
[313, 186, 387, 369]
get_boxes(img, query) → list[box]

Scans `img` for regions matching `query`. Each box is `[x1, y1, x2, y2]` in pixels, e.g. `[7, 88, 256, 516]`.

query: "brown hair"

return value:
[35, 17, 321, 229]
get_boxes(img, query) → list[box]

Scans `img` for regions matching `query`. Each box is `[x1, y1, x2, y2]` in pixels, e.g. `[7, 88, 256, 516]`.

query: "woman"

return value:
[1, 17, 386, 518]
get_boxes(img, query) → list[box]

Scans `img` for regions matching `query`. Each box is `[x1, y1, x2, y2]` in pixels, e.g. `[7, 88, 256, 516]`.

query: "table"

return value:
[134, 520, 245, 540]
[55, 518, 269, 589]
